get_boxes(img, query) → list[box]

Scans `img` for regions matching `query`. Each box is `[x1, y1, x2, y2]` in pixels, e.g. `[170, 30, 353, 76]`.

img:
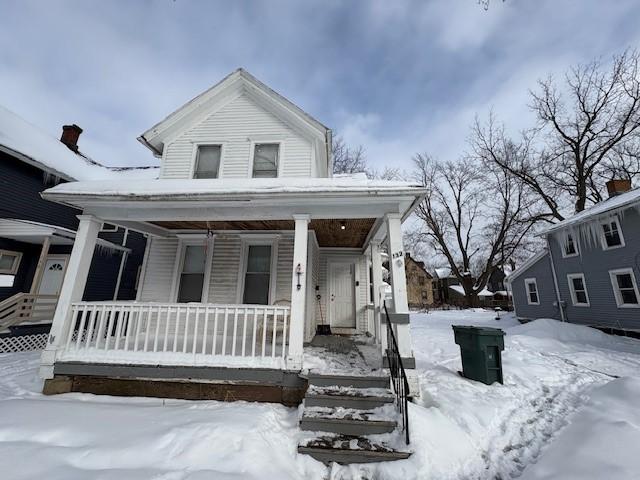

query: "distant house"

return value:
[508, 180, 640, 334]
[433, 266, 458, 305]
[404, 253, 433, 308]
[0, 105, 157, 341]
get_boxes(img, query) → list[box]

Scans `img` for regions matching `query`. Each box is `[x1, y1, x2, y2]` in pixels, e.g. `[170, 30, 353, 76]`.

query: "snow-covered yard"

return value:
[0, 310, 639, 479]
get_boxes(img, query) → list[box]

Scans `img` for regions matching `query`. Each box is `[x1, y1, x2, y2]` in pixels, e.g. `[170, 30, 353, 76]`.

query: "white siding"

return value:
[138, 237, 179, 301]
[208, 235, 242, 303]
[161, 93, 314, 179]
[275, 234, 294, 304]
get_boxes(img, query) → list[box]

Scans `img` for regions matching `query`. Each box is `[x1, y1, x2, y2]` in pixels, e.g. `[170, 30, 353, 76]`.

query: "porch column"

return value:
[385, 213, 413, 360]
[29, 236, 51, 293]
[287, 214, 309, 369]
[40, 215, 101, 379]
[370, 241, 384, 345]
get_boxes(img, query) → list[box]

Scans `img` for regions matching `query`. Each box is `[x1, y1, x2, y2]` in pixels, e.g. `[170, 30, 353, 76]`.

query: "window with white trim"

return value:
[562, 233, 578, 257]
[0, 250, 22, 275]
[524, 278, 539, 305]
[252, 144, 279, 178]
[242, 244, 272, 304]
[567, 273, 590, 306]
[194, 145, 221, 179]
[177, 245, 207, 303]
[609, 268, 640, 308]
[601, 218, 624, 249]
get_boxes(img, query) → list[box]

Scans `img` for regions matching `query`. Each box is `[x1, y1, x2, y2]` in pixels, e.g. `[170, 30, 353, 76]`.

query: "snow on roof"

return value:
[435, 267, 452, 279]
[543, 187, 640, 235]
[449, 285, 494, 297]
[42, 176, 426, 198]
[506, 249, 549, 282]
[0, 105, 158, 181]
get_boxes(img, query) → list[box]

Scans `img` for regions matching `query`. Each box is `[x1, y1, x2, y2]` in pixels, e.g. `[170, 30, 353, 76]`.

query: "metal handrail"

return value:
[383, 302, 410, 445]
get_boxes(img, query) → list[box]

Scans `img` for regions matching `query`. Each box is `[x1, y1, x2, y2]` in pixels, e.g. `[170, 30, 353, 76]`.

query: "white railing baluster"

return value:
[66, 305, 79, 350]
[75, 306, 88, 349]
[104, 309, 115, 350]
[153, 306, 161, 352]
[84, 305, 97, 349]
[282, 308, 288, 359]
[241, 307, 248, 357]
[192, 307, 200, 358]
[173, 306, 181, 353]
[261, 308, 268, 357]
[271, 308, 278, 358]
[211, 308, 219, 355]
[134, 305, 144, 352]
[163, 306, 171, 352]
[182, 306, 190, 354]
[202, 306, 210, 355]
[95, 305, 107, 349]
[143, 305, 152, 352]
[251, 307, 257, 358]
[222, 307, 229, 355]
[232, 307, 239, 356]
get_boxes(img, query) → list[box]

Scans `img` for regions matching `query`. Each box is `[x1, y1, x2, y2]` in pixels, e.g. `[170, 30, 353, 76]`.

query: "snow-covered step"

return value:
[300, 406, 397, 436]
[298, 435, 411, 464]
[304, 385, 395, 410]
[307, 373, 389, 389]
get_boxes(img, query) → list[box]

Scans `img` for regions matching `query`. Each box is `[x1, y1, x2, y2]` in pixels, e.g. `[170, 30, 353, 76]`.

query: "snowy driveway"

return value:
[0, 310, 638, 479]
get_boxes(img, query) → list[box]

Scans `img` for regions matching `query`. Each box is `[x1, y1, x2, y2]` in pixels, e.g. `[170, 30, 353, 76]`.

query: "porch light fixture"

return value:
[340, 221, 346, 230]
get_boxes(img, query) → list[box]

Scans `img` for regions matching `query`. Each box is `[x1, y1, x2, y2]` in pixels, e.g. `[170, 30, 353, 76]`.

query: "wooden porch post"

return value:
[287, 214, 309, 369]
[29, 236, 51, 293]
[40, 215, 101, 379]
[385, 213, 413, 359]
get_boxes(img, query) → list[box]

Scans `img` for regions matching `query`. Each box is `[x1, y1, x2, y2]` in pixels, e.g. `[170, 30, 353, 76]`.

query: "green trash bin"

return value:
[452, 325, 505, 385]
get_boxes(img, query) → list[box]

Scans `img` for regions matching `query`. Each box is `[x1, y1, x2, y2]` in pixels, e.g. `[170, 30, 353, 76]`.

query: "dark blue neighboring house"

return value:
[0, 105, 158, 337]
[508, 179, 640, 335]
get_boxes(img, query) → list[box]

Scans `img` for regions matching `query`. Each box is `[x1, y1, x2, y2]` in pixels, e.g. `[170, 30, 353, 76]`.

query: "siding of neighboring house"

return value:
[161, 93, 314, 180]
[404, 255, 433, 308]
[0, 151, 146, 303]
[548, 209, 640, 330]
[510, 253, 562, 321]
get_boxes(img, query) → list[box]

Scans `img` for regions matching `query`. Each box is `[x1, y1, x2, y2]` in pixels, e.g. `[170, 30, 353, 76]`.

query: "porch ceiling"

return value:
[151, 219, 377, 248]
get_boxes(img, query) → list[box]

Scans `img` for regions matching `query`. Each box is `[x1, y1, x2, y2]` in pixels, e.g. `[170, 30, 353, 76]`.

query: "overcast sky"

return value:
[1, 0, 639, 169]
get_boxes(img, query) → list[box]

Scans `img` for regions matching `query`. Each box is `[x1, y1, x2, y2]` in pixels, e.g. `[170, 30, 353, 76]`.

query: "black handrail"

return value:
[383, 302, 410, 445]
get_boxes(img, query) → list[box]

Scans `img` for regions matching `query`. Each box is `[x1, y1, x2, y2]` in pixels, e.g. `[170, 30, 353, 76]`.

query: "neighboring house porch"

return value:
[39, 178, 425, 405]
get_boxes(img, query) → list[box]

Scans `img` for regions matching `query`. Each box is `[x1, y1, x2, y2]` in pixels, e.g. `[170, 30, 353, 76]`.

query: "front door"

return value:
[37, 256, 69, 295]
[329, 262, 356, 328]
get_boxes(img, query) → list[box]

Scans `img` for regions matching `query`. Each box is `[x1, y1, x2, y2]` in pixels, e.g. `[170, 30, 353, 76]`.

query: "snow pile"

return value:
[0, 105, 158, 181]
[520, 376, 640, 480]
[508, 318, 617, 347]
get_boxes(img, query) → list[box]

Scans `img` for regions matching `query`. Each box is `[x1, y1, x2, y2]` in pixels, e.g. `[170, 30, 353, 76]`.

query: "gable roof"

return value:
[505, 249, 549, 282]
[542, 187, 640, 235]
[0, 105, 159, 181]
[138, 68, 331, 156]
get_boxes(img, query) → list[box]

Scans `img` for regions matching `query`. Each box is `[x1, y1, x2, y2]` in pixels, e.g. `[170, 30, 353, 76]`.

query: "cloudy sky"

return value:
[1, 0, 639, 169]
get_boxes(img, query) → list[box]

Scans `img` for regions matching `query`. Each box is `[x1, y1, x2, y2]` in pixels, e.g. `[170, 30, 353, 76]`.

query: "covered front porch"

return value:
[39, 178, 424, 393]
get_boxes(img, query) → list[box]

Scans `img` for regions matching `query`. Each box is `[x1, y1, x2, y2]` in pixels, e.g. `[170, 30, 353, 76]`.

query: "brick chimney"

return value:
[60, 124, 83, 152]
[606, 179, 632, 198]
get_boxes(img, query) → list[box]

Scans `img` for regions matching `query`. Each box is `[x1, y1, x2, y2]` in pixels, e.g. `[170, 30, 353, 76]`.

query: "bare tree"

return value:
[332, 136, 369, 175]
[481, 50, 640, 221]
[412, 153, 534, 307]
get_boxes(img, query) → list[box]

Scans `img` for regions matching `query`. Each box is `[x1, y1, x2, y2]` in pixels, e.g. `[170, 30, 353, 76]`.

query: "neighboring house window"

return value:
[252, 144, 279, 178]
[418, 276, 425, 285]
[0, 250, 22, 275]
[609, 268, 640, 308]
[524, 278, 539, 305]
[194, 145, 222, 179]
[243, 244, 272, 304]
[601, 218, 625, 250]
[563, 233, 578, 257]
[567, 273, 590, 307]
[177, 245, 207, 303]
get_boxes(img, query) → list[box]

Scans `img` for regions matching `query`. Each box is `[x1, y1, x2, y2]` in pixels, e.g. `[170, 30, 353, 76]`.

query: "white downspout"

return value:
[546, 235, 566, 322]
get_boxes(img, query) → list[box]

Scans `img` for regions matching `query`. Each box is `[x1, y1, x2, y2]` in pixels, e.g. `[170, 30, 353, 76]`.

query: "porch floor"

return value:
[303, 335, 385, 377]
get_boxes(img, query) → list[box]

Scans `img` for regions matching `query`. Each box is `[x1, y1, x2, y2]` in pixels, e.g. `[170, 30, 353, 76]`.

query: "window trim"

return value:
[561, 232, 579, 258]
[0, 249, 22, 275]
[190, 142, 225, 179]
[567, 273, 590, 307]
[600, 217, 625, 251]
[609, 268, 640, 309]
[236, 235, 279, 305]
[170, 236, 215, 303]
[101, 223, 119, 232]
[524, 278, 540, 305]
[248, 141, 283, 179]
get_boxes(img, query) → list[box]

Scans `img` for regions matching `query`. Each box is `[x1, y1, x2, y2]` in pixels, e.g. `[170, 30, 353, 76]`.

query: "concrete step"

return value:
[307, 373, 389, 389]
[305, 386, 395, 410]
[298, 435, 411, 464]
[300, 412, 397, 436]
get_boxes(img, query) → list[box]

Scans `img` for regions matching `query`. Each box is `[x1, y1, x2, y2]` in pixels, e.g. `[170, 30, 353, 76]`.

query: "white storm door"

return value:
[330, 262, 356, 328]
[37, 256, 69, 295]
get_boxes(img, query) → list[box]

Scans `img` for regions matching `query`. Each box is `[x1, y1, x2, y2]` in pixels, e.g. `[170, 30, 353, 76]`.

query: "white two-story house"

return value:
[38, 70, 425, 416]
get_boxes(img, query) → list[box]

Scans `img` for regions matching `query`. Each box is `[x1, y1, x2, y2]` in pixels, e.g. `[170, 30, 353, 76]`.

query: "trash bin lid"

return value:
[452, 325, 505, 336]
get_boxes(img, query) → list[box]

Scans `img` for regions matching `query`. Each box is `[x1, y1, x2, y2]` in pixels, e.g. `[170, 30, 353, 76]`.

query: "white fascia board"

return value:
[0, 144, 75, 181]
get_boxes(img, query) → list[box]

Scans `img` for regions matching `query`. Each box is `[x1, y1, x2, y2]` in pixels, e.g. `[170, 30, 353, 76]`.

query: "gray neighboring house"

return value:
[508, 180, 640, 334]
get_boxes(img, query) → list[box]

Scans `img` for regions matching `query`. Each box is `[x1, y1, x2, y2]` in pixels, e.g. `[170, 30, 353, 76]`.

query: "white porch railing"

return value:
[57, 302, 291, 369]
[0, 293, 58, 331]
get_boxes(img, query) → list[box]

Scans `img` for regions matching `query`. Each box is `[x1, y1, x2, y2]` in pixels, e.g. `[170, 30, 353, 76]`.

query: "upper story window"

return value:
[601, 218, 624, 250]
[194, 145, 222, 179]
[567, 273, 590, 307]
[562, 233, 578, 257]
[252, 144, 279, 178]
[0, 250, 22, 275]
[609, 268, 640, 308]
[524, 278, 539, 305]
